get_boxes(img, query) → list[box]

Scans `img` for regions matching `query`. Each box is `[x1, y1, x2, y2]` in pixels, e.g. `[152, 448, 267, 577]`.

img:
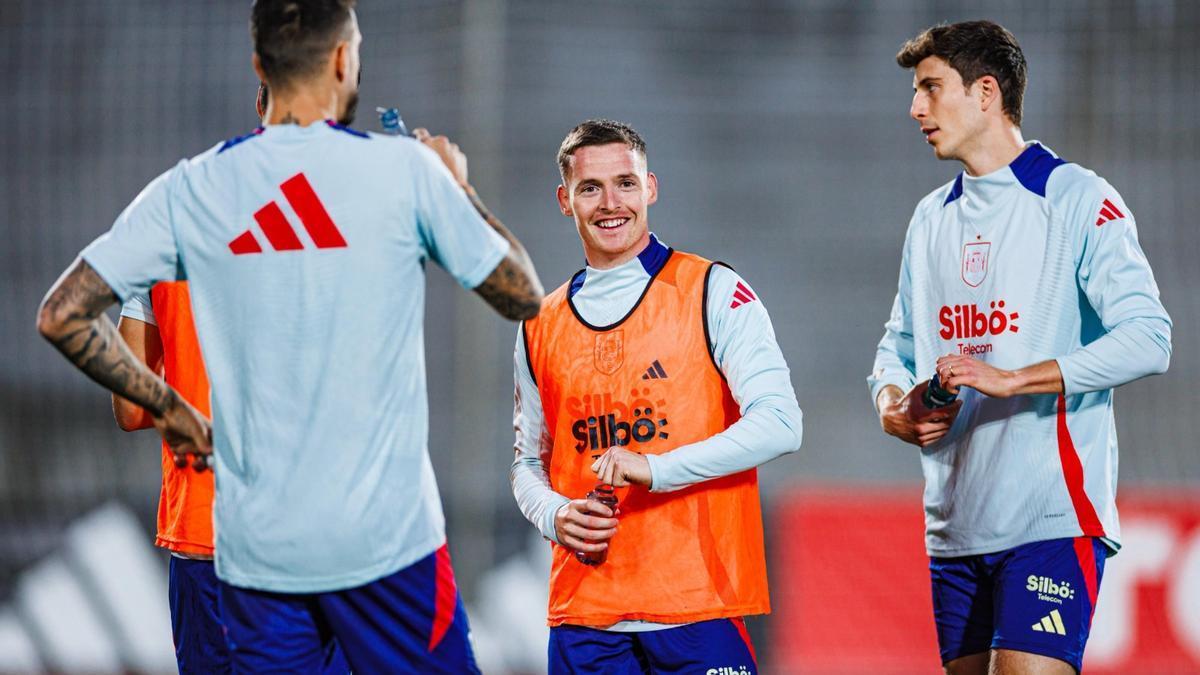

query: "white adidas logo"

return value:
[1031, 609, 1067, 636]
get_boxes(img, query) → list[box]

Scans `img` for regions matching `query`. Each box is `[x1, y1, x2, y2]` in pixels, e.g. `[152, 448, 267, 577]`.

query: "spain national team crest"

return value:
[961, 241, 991, 287]
[594, 331, 624, 375]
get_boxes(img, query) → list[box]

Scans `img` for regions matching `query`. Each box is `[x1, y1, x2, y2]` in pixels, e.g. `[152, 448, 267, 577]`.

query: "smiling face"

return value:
[910, 56, 988, 162]
[557, 142, 658, 269]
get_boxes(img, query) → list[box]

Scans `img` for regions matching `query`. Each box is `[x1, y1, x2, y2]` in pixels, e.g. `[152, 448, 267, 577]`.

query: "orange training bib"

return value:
[149, 281, 215, 556]
[523, 251, 770, 627]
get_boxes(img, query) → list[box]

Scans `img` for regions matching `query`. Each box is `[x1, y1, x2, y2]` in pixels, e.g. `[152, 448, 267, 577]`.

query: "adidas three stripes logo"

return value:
[642, 360, 668, 380]
[230, 173, 348, 255]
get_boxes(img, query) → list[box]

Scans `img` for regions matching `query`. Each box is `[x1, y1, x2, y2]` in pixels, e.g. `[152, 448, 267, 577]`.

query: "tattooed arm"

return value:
[412, 127, 544, 321]
[36, 259, 212, 469]
[463, 186, 544, 320]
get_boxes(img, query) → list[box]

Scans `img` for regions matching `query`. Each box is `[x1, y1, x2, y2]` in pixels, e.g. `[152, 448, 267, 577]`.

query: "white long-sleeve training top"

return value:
[869, 142, 1172, 558]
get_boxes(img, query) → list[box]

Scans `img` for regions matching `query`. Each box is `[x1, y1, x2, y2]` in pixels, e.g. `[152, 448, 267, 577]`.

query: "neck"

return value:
[959, 124, 1025, 177]
[264, 86, 340, 127]
[586, 232, 652, 271]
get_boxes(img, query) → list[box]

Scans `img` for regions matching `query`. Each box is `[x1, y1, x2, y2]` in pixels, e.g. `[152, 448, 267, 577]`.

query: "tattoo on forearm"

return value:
[39, 261, 175, 414]
[463, 190, 544, 320]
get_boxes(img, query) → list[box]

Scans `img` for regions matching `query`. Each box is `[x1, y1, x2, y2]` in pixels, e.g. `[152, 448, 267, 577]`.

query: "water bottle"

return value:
[922, 372, 958, 410]
[376, 107, 412, 137]
[575, 484, 618, 566]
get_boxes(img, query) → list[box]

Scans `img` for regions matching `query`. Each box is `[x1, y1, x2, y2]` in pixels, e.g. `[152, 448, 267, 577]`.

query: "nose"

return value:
[600, 187, 620, 211]
[910, 92, 926, 121]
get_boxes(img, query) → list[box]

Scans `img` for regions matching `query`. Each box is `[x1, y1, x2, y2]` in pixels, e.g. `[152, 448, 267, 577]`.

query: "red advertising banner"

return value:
[772, 487, 1200, 674]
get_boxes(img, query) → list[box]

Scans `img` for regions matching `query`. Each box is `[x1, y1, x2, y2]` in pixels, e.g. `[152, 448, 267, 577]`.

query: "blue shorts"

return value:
[930, 537, 1107, 672]
[169, 556, 231, 674]
[170, 556, 347, 674]
[219, 544, 476, 674]
[548, 618, 757, 675]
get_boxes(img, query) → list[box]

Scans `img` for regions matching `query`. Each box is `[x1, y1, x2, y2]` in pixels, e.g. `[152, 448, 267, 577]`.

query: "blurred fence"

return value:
[1, 1, 1196, 672]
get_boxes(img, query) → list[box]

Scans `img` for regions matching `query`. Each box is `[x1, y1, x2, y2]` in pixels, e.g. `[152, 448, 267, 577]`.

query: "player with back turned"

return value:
[110, 83, 346, 674]
[512, 119, 803, 674]
[37, 0, 543, 671]
[869, 21, 1171, 674]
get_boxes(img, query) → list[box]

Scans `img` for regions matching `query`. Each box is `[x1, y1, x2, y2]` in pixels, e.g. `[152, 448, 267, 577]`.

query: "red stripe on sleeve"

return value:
[736, 281, 757, 300]
[253, 202, 304, 251]
[1057, 396, 1106, 537]
[280, 173, 348, 249]
[1103, 198, 1125, 218]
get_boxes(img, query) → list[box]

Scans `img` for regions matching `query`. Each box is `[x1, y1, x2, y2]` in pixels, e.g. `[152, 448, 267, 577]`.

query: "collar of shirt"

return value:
[567, 233, 671, 327]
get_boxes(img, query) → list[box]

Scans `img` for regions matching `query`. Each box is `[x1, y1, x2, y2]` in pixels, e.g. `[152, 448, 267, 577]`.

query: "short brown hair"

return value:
[251, 0, 357, 91]
[557, 119, 647, 181]
[897, 20, 1027, 127]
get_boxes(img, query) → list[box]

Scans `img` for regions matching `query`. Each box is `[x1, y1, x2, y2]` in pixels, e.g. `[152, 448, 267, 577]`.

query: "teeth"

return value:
[596, 218, 628, 229]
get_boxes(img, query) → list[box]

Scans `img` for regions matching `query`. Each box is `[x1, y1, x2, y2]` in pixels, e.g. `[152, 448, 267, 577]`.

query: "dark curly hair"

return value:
[897, 21, 1027, 127]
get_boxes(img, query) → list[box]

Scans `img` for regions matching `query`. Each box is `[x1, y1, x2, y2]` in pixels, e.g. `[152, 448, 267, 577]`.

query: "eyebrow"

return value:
[915, 77, 943, 90]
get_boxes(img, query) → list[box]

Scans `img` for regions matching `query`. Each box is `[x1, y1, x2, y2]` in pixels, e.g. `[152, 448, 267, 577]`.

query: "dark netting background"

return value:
[1, 1, 1196, 671]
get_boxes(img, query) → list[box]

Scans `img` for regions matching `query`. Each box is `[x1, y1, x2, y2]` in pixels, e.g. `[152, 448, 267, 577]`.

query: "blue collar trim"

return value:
[943, 174, 964, 206]
[1009, 143, 1066, 197]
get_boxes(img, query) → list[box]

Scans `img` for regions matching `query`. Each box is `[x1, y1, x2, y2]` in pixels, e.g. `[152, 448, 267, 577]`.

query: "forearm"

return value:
[37, 260, 176, 415]
[648, 397, 802, 493]
[509, 457, 569, 543]
[1006, 359, 1066, 396]
[875, 384, 904, 413]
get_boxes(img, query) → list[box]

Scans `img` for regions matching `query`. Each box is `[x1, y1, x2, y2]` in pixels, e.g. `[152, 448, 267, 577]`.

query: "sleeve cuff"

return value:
[1054, 355, 1077, 397]
[462, 236, 511, 290]
[543, 497, 570, 544]
[870, 375, 914, 412]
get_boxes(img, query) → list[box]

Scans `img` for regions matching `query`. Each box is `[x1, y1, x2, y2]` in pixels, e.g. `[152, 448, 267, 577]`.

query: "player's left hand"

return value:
[590, 447, 652, 488]
[936, 354, 1020, 399]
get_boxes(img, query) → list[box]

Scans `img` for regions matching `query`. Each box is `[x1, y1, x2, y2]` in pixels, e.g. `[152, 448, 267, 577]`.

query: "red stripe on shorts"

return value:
[429, 545, 457, 652]
[1073, 537, 1099, 619]
[731, 617, 757, 666]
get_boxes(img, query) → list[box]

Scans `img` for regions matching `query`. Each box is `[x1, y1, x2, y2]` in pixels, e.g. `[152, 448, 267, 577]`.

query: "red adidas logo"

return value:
[1095, 198, 1125, 227]
[229, 173, 348, 254]
[730, 281, 757, 309]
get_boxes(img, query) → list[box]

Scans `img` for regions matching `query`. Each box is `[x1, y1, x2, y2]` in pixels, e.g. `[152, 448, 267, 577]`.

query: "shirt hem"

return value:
[215, 532, 445, 593]
[547, 604, 769, 628]
[926, 529, 1120, 558]
[156, 535, 214, 557]
[462, 238, 510, 290]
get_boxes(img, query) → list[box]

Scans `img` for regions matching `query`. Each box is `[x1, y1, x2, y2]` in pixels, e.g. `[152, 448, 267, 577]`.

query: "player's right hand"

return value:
[554, 498, 619, 555]
[152, 393, 213, 472]
[412, 127, 469, 188]
[878, 383, 962, 448]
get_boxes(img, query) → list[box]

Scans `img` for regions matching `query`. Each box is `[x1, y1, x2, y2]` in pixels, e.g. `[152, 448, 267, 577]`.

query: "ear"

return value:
[645, 171, 658, 207]
[976, 74, 1001, 114]
[333, 41, 350, 83]
[252, 53, 266, 83]
[557, 184, 573, 217]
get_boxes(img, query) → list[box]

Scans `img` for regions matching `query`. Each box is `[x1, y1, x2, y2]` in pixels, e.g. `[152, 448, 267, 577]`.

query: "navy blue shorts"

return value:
[219, 544, 475, 674]
[548, 617, 757, 675]
[170, 556, 347, 674]
[169, 556, 231, 674]
[930, 537, 1107, 672]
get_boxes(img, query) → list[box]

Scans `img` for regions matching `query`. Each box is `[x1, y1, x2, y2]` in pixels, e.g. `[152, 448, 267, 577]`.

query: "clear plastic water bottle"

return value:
[376, 107, 412, 137]
[575, 484, 618, 566]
